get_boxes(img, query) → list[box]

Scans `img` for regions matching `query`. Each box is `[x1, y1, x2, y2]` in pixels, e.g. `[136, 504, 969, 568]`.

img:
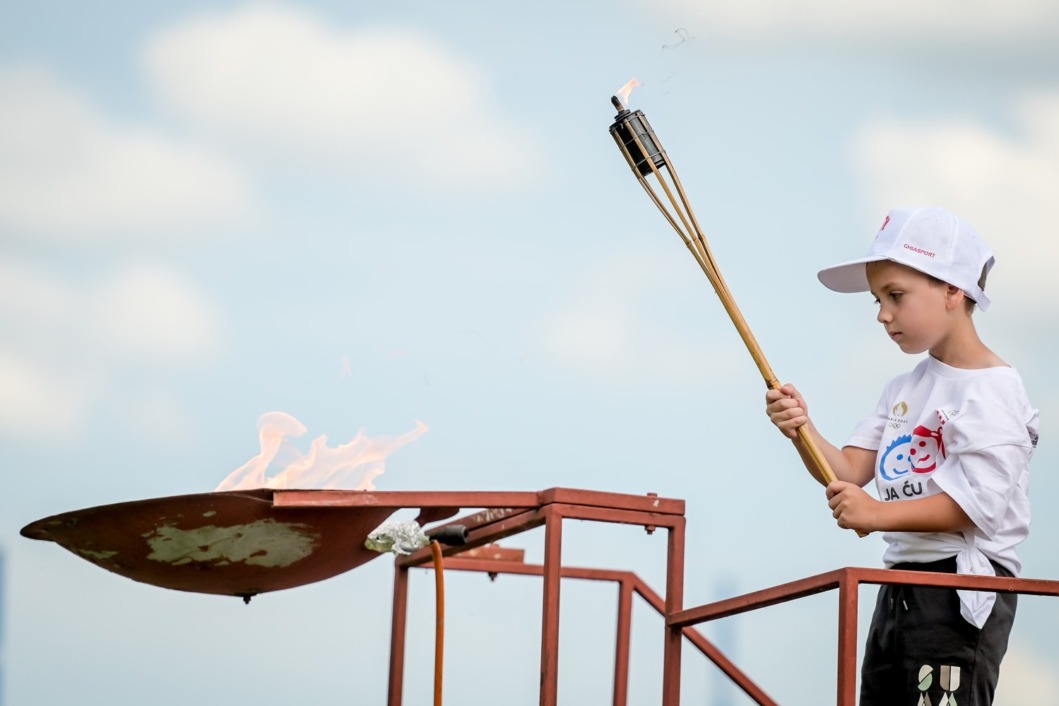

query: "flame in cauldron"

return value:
[215, 411, 427, 492]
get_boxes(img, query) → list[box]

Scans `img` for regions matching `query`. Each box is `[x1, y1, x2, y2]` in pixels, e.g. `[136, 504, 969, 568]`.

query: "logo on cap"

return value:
[902, 243, 936, 258]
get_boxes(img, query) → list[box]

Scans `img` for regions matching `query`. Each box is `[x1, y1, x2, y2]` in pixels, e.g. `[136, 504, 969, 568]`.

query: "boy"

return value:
[765, 207, 1038, 705]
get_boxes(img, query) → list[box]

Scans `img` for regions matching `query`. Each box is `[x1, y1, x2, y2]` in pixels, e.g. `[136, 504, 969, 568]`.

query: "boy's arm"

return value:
[791, 422, 875, 487]
[765, 384, 875, 487]
[827, 485, 974, 534]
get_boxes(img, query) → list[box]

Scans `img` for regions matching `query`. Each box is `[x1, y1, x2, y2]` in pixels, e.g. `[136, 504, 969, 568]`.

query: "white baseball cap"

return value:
[817, 207, 995, 311]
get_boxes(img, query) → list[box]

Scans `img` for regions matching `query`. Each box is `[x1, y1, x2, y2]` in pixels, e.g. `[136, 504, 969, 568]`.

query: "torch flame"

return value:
[215, 411, 427, 492]
[614, 78, 641, 110]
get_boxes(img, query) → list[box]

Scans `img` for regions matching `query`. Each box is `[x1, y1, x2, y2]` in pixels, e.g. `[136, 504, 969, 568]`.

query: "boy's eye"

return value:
[889, 292, 903, 301]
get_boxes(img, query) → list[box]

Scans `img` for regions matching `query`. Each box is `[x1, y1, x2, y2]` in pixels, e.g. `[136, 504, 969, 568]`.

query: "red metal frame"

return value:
[386, 490, 1059, 705]
[25, 487, 1059, 704]
[386, 488, 687, 706]
[670, 567, 1059, 705]
[409, 556, 779, 706]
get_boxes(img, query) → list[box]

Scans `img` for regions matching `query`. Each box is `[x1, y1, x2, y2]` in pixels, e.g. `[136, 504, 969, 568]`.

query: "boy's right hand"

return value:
[765, 383, 809, 439]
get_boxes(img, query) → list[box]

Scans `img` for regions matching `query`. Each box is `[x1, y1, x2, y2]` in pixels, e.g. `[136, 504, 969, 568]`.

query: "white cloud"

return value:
[88, 265, 222, 365]
[116, 387, 198, 447]
[645, 0, 1059, 46]
[994, 641, 1059, 705]
[0, 261, 78, 350]
[0, 66, 255, 242]
[142, 5, 543, 194]
[850, 92, 1059, 312]
[534, 249, 741, 388]
[0, 348, 88, 438]
[0, 260, 223, 440]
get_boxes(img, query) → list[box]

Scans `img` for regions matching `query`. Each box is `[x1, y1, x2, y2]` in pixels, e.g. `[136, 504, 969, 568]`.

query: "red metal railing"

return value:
[388, 488, 687, 706]
[414, 556, 779, 706]
[671, 567, 1059, 705]
[387, 489, 1059, 705]
[28, 486, 1059, 703]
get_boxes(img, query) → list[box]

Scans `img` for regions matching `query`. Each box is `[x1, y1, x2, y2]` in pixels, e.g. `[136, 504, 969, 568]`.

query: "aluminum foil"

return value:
[364, 520, 429, 556]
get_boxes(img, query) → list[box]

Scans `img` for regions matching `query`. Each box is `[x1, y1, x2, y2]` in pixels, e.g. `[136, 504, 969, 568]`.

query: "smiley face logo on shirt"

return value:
[909, 425, 945, 474]
[879, 434, 914, 481]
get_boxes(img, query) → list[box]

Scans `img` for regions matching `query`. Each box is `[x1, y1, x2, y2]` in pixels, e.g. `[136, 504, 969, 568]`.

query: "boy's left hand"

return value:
[826, 481, 878, 534]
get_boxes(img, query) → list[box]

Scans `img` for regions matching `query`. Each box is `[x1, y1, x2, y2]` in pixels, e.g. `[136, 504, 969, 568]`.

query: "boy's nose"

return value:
[876, 307, 892, 324]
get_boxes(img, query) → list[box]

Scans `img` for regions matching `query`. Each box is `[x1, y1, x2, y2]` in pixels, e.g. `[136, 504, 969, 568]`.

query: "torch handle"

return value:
[791, 410, 866, 539]
[765, 381, 837, 484]
[691, 253, 839, 487]
[705, 262, 868, 534]
[662, 158, 868, 535]
[612, 106, 865, 536]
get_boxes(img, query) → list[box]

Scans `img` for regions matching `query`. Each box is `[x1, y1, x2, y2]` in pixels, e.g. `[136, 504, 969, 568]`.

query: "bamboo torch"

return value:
[607, 85, 844, 496]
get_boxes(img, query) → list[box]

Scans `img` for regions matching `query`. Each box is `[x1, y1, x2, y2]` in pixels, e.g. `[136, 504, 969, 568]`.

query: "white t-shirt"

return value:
[846, 356, 1039, 627]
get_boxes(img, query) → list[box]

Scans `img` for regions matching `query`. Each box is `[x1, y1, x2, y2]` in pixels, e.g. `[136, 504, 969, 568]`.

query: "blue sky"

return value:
[3, 1, 1059, 704]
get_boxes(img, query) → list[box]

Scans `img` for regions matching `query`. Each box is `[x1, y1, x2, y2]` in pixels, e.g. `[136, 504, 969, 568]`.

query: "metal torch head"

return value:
[609, 97, 667, 177]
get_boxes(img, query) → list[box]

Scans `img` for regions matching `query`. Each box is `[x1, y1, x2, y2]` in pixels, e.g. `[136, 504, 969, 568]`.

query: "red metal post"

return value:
[433, 558, 777, 704]
[662, 516, 686, 706]
[836, 569, 860, 706]
[387, 565, 410, 706]
[638, 577, 777, 706]
[539, 506, 564, 706]
[613, 577, 634, 706]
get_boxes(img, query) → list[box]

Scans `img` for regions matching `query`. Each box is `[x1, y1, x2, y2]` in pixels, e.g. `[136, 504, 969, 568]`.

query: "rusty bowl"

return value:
[21, 489, 398, 601]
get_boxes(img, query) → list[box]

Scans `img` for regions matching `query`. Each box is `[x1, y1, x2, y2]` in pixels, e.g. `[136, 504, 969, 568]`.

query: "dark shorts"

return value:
[860, 557, 1016, 706]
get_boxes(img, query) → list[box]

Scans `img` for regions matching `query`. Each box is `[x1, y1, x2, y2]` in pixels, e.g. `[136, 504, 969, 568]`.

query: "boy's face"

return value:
[866, 260, 955, 355]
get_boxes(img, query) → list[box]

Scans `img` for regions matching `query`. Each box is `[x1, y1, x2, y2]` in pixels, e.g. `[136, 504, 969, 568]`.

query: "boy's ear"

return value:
[945, 284, 967, 310]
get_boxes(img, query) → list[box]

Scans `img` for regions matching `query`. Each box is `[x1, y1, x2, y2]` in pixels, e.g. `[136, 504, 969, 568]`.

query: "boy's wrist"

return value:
[866, 498, 888, 534]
